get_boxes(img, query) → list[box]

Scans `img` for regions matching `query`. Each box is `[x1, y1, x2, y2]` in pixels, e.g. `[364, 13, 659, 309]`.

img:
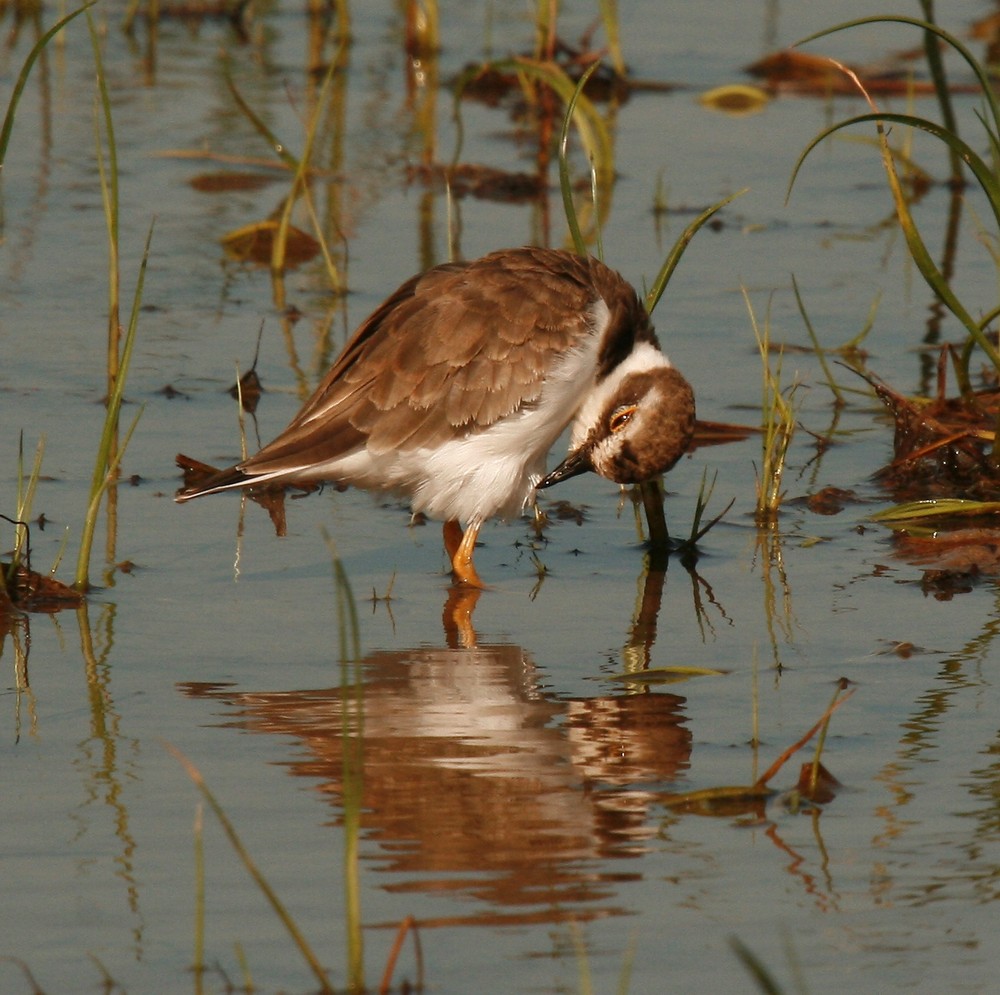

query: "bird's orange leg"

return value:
[442, 518, 485, 588]
[443, 519, 463, 562]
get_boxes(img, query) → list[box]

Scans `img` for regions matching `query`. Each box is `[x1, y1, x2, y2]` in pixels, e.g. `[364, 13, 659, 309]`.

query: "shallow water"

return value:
[4, 2, 1000, 992]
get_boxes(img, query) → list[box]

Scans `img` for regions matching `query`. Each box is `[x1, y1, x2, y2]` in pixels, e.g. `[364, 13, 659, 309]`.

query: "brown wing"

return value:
[240, 248, 616, 476]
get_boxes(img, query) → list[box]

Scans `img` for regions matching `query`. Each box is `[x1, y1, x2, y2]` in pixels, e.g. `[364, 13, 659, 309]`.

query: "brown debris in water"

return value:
[455, 36, 679, 108]
[662, 686, 852, 818]
[220, 220, 320, 267]
[866, 358, 1000, 588]
[406, 163, 545, 204]
[866, 366, 1000, 502]
[745, 49, 977, 97]
[805, 486, 857, 516]
[190, 171, 278, 194]
[0, 562, 83, 614]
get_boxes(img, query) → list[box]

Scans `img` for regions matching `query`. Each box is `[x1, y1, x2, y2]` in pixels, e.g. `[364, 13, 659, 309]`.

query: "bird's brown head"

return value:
[538, 366, 695, 489]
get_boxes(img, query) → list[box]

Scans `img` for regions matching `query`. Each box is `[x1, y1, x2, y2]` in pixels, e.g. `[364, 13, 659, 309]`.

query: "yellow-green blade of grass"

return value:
[788, 111, 1000, 237]
[644, 189, 746, 316]
[74, 223, 154, 592]
[12, 434, 45, 575]
[271, 44, 345, 288]
[796, 15, 1000, 139]
[597, 0, 624, 79]
[558, 60, 602, 257]
[88, 8, 123, 392]
[0, 3, 97, 173]
[321, 528, 364, 988]
[167, 745, 335, 994]
[871, 498, 1000, 524]
[788, 66, 1000, 378]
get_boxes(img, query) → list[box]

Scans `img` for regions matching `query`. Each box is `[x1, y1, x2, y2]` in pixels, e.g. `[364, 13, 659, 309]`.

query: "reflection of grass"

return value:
[220, 51, 345, 295]
[0, 4, 96, 220]
[169, 541, 424, 994]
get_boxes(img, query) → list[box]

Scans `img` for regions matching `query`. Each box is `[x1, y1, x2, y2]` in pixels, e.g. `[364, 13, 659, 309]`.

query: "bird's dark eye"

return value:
[609, 404, 637, 433]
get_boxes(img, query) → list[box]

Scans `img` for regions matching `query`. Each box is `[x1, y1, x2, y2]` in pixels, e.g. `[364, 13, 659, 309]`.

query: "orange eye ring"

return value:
[609, 404, 637, 433]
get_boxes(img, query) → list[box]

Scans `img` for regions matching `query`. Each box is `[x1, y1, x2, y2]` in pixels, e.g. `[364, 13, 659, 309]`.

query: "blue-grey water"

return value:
[3, 2, 1000, 992]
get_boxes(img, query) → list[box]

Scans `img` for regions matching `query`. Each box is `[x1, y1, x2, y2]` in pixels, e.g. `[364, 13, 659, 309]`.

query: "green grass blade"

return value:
[167, 745, 335, 994]
[75, 222, 154, 591]
[917, 1, 962, 184]
[192, 803, 205, 993]
[789, 79, 1000, 376]
[871, 499, 1000, 523]
[598, 0, 624, 78]
[88, 10, 121, 391]
[0, 2, 96, 172]
[321, 527, 364, 989]
[644, 188, 746, 316]
[792, 274, 845, 406]
[11, 434, 45, 578]
[788, 111, 1000, 232]
[559, 61, 601, 257]
[796, 15, 1000, 140]
[729, 936, 785, 995]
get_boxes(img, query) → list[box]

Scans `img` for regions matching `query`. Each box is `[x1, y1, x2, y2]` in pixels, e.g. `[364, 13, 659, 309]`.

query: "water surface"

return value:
[3, 2, 1000, 992]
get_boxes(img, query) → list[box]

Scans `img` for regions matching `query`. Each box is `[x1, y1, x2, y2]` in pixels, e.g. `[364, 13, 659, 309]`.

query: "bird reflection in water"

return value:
[179, 555, 725, 925]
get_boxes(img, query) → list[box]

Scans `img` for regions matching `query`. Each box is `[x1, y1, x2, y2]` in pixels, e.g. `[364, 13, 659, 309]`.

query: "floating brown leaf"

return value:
[806, 486, 857, 516]
[0, 562, 84, 612]
[406, 162, 544, 203]
[190, 171, 278, 194]
[662, 784, 772, 818]
[745, 49, 966, 97]
[796, 761, 841, 805]
[221, 220, 320, 267]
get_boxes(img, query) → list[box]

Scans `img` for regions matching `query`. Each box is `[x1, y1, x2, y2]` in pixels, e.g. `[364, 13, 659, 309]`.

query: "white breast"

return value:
[330, 301, 611, 523]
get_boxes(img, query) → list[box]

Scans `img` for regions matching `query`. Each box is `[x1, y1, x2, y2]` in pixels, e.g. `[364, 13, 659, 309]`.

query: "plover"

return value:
[176, 247, 695, 586]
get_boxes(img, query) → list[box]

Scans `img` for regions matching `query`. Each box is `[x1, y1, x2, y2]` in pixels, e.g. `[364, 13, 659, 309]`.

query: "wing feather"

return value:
[239, 247, 634, 478]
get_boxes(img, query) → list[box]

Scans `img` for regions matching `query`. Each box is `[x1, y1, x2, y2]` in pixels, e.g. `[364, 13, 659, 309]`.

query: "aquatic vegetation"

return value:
[791, 10, 1000, 578]
[793, 14, 1000, 392]
[1, 3, 147, 597]
[9, 3, 1000, 993]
